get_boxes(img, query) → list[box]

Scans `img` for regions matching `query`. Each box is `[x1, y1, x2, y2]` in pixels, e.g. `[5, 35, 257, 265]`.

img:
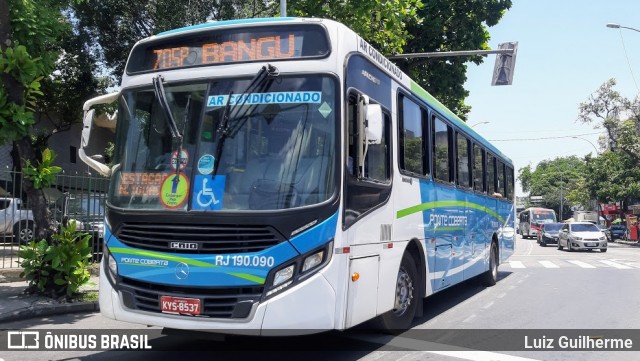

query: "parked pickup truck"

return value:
[0, 197, 35, 244]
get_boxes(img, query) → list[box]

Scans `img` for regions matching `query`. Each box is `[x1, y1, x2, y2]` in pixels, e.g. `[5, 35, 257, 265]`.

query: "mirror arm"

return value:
[79, 148, 111, 177]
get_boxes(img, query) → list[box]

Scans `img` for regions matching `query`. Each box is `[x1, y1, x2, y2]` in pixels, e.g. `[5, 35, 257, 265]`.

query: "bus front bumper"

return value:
[99, 261, 337, 335]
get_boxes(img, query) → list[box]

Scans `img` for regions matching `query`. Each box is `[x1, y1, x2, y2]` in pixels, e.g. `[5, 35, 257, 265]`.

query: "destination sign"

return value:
[127, 25, 330, 73]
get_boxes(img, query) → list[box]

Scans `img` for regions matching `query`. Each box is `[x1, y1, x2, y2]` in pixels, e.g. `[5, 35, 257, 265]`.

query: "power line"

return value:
[488, 132, 601, 142]
[617, 29, 640, 93]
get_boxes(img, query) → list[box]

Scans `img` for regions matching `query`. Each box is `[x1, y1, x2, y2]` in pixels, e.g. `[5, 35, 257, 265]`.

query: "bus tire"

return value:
[482, 241, 498, 287]
[374, 252, 418, 333]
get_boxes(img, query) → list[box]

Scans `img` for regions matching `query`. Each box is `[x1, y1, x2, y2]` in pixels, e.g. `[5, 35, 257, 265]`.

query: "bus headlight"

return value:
[103, 244, 118, 286]
[108, 252, 118, 275]
[273, 264, 295, 286]
[302, 250, 324, 272]
[264, 241, 333, 299]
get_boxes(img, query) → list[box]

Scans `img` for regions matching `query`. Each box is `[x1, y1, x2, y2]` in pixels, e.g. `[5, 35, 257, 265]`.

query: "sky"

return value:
[463, 0, 640, 196]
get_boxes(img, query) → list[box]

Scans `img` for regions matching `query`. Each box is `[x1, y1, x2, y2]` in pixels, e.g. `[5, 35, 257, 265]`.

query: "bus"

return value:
[79, 17, 515, 335]
[518, 207, 557, 239]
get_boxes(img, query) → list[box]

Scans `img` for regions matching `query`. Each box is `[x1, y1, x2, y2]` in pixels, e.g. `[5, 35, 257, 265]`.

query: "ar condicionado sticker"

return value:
[160, 173, 189, 209]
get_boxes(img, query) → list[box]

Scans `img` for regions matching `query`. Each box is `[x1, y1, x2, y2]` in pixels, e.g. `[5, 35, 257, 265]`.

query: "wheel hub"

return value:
[393, 267, 414, 316]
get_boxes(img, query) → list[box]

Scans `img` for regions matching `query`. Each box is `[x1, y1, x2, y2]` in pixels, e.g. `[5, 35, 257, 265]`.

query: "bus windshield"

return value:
[531, 209, 556, 224]
[110, 74, 337, 211]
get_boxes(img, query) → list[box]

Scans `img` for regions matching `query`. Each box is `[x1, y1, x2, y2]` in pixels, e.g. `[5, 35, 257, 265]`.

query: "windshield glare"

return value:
[110, 75, 337, 211]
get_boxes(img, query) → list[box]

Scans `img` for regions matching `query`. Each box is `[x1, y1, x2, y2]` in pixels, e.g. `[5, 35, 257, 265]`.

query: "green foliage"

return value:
[0, 45, 43, 145]
[578, 79, 640, 166]
[23, 148, 62, 189]
[290, 0, 423, 55]
[583, 150, 640, 205]
[517, 156, 586, 214]
[400, 0, 513, 119]
[18, 222, 93, 298]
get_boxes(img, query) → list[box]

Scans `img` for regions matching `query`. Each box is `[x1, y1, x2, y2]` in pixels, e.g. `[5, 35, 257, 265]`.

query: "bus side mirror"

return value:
[365, 104, 383, 145]
[78, 92, 120, 177]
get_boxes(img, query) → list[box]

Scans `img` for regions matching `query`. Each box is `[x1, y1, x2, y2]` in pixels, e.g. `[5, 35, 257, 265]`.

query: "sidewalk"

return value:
[0, 266, 100, 324]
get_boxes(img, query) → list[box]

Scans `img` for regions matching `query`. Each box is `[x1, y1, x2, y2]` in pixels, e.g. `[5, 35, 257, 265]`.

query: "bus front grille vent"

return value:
[116, 222, 283, 254]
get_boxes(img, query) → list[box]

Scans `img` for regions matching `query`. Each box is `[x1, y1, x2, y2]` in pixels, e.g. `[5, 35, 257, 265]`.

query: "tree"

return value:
[582, 150, 640, 215]
[398, 0, 513, 119]
[578, 78, 640, 166]
[72, 0, 277, 83]
[0, 0, 72, 242]
[518, 156, 586, 219]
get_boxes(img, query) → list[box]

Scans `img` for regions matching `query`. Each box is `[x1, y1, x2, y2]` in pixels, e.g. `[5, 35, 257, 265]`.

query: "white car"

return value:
[557, 222, 607, 252]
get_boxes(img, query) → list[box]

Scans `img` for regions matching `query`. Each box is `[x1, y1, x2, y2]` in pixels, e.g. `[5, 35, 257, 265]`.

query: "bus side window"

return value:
[456, 132, 471, 188]
[487, 153, 496, 194]
[432, 116, 452, 183]
[473, 144, 485, 192]
[506, 166, 514, 199]
[497, 160, 505, 197]
[399, 95, 425, 176]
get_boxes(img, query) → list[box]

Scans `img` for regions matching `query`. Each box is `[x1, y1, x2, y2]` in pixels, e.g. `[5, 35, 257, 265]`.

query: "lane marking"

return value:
[566, 260, 596, 269]
[600, 260, 633, 269]
[509, 261, 525, 268]
[538, 260, 559, 268]
[347, 334, 542, 361]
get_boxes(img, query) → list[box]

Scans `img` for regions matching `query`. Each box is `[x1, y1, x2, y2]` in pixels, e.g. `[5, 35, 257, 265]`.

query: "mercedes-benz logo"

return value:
[175, 262, 190, 279]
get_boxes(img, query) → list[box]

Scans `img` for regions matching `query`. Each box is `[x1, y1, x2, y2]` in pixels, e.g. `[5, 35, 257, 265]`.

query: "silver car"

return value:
[557, 222, 607, 252]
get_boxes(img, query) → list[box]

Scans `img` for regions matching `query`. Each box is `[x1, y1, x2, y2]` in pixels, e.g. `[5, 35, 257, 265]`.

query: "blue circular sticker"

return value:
[198, 154, 215, 175]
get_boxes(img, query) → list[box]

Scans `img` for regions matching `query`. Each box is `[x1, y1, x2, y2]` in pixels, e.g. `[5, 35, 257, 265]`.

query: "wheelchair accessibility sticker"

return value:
[192, 175, 225, 210]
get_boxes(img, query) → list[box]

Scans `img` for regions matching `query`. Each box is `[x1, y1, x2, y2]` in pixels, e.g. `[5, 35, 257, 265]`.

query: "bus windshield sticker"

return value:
[160, 173, 189, 209]
[170, 148, 189, 171]
[206, 91, 321, 108]
[318, 102, 332, 118]
[117, 172, 165, 197]
[197, 154, 215, 175]
[192, 175, 225, 210]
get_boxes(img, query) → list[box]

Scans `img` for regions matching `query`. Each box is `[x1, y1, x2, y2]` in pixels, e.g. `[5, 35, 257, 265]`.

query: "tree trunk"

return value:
[1, 0, 56, 243]
[13, 138, 57, 242]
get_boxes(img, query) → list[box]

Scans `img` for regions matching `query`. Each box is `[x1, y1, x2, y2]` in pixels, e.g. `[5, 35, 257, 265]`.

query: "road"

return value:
[2, 234, 640, 361]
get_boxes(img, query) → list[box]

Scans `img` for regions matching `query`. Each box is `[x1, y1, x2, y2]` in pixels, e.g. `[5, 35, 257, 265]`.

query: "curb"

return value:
[0, 301, 100, 324]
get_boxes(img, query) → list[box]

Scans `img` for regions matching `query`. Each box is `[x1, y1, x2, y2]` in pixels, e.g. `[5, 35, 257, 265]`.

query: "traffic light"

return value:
[492, 42, 518, 86]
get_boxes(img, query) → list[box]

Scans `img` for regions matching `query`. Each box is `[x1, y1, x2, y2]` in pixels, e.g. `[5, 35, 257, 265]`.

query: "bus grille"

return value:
[116, 223, 283, 254]
[118, 277, 263, 319]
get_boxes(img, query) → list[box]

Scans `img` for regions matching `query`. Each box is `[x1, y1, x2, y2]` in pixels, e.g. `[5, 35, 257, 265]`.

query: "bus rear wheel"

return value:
[374, 253, 418, 333]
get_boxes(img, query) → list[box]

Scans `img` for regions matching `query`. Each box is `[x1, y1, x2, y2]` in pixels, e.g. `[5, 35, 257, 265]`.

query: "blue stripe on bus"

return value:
[157, 17, 298, 36]
[105, 212, 339, 286]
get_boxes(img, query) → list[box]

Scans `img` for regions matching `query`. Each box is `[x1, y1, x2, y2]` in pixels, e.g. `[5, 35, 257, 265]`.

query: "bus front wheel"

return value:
[374, 253, 418, 332]
[481, 241, 498, 286]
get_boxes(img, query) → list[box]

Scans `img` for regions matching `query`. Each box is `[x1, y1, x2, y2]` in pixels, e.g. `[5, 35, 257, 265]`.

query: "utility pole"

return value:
[560, 173, 563, 222]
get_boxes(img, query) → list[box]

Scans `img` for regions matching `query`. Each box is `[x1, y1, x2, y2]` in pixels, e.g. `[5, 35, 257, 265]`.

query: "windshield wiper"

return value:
[152, 75, 182, 141]
[211, 64, 279, 178]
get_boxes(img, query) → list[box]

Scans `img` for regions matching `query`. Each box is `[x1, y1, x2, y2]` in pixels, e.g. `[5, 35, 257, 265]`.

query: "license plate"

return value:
[585, 242, 596, 247]
[160, 296, 201, 316]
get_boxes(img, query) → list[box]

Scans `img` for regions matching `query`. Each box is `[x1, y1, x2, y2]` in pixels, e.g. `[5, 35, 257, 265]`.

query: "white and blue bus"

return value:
[79, 17, 515, 335]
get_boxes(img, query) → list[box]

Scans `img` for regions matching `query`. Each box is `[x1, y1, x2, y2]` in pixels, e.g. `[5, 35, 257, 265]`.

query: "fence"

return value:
[1, 169, 109, 268]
